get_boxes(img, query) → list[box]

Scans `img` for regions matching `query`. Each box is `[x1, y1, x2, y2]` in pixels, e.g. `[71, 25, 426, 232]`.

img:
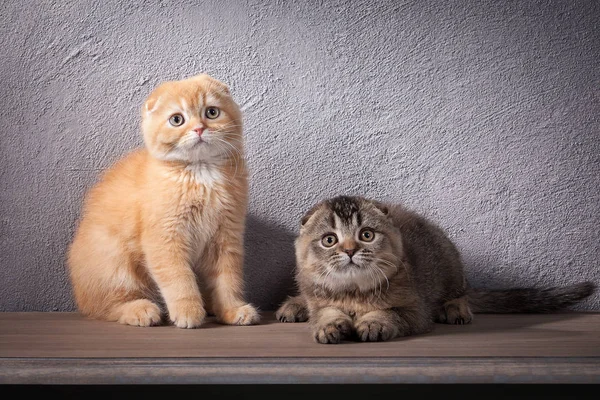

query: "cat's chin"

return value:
[152, 145, 228, 165]
[320, 266, 385, 293]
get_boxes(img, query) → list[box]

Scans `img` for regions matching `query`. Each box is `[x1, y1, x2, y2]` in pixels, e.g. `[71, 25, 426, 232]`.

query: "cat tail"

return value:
[467, 281, 596, 313]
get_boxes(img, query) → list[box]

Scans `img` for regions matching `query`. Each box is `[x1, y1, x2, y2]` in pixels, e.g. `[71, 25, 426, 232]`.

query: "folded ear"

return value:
[370, 200, 389, 216]
[143, 94, 162, 115]
[213, 79, 231, 95]
[300, 202, 324, 227]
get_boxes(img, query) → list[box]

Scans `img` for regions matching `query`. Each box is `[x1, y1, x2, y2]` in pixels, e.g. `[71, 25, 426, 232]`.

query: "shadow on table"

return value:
[422, 311, 593, 339]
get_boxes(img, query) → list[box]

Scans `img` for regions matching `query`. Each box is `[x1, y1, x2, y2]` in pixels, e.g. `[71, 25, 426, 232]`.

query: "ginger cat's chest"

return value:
[160, 164, 238, 247]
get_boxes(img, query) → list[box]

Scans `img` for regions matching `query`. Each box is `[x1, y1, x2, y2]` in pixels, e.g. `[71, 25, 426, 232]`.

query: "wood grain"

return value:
[1, 312, 599, 358]
[1, 312, 599, 384]
[2, 357, 600, 384]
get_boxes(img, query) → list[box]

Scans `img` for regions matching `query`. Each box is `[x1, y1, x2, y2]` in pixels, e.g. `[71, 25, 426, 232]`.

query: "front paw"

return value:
[219, 304, 261, 325]
[168, 299, 206, 329]
[276, 297, 308, 323]
[355, 319, 399, 342]
[313, 318, 352, 344]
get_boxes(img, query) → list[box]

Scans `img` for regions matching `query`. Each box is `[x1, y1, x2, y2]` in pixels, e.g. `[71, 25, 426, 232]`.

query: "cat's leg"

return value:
[436, 296, 473, 325]
[207, 234, 260, 326]
[144, 237, 206, 329]
[68, 228, 164, 327]
[354, 307, 433, 342]
[200, 283, 215, 317]
[311, 307, 353, 344]
[111, 299, 163, 327]
[275, 295, 309, 322]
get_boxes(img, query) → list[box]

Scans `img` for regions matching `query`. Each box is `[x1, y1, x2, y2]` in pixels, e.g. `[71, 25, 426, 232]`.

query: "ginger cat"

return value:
[67, 73, 259, 328]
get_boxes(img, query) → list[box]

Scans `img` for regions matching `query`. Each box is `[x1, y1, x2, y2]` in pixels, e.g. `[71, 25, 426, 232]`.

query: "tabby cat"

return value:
[276, 195, 595, 343]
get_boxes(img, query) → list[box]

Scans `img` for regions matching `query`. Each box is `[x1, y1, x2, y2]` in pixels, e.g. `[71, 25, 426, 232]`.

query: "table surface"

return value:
[1, 312, 599, 384]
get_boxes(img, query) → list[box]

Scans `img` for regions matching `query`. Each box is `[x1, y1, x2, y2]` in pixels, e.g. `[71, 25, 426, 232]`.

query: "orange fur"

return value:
[67, 74, 259, 328]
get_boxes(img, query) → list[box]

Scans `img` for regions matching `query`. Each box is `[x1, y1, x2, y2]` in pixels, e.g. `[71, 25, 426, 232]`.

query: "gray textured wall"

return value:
[1, 0, 598, 312]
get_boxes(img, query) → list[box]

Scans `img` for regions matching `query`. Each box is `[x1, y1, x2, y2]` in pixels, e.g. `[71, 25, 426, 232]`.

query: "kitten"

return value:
[276, 195, 595, 343]
[67, 73, 260, 328]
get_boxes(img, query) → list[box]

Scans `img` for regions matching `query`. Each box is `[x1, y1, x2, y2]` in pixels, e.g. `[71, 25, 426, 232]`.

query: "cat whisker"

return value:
[353, 255, 377, 295]
[323, 267, 335, 291]
[315, 266, 329, 286]
[375, 268, 384, 299]
[209, 144, 240, 179]
[212, 141, 238, 166]
[374, 265, 391, 292]
[365, 265, 380, 302]
[209, 136, 243, 178]
[209, 128, 242, 138]
[354, 255, 389, 300]
[212, 122, 243, 131]
[374, 258, 397, 272]
[316, 266, 328, 280]
[382, 257, 411, 282]
[374, 257, 400, 273]
[368, 265, 383, 301]
[377, 257, 413, 286]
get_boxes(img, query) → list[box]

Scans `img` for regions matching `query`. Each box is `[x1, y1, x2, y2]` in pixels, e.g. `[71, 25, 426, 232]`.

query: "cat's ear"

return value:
[370, 200, 389, 216]
[300, 202, 323, 227]
[212, 79, 231, 96]
[215, 80, 231, 95]
[143, 95, 162, 115]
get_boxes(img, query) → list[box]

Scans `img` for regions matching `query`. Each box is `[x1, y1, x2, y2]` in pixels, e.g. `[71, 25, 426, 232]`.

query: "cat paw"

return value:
[168, 299, 206, 329]
[355, 319, 398, 342]
[437, 297, 473, 325]
[275, 297, 309, 323]
[219, 304, 260, 325]
[117, 299, 162, 327]
[313, 318, 352, 344]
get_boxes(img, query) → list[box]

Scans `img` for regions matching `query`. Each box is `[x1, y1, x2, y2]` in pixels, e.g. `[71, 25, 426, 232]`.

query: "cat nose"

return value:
[194, 127, 205, 136]
[344, 248, 356, 257]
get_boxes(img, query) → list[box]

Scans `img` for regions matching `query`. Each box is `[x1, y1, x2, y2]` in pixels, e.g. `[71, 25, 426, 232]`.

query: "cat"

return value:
[67, 73, 260, 328]
[275, 195, 596, 343]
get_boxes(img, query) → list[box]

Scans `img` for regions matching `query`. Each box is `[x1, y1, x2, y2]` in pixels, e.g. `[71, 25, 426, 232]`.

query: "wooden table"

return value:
[1, 312, 599, 384]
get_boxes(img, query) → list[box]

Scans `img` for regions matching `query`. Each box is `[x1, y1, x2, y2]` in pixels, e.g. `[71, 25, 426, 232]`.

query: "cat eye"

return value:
[359, 229, 375, 242]
[205, 107, 220, 119]
[321, 234, 338, 247]
[168, 114, 185, 126]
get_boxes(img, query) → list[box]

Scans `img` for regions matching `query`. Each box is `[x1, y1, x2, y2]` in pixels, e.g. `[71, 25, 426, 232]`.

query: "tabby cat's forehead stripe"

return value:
[332, 214, 344, 230]
[328, 196, 361, 225]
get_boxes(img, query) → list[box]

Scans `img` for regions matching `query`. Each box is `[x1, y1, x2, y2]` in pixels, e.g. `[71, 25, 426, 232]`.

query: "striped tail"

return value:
[467, 281, 596, 313]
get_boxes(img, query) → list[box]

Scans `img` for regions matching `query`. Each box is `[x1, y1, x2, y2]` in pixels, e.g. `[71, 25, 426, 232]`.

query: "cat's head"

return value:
[141, 74, 242, 164]
[296, 196, 404, 293]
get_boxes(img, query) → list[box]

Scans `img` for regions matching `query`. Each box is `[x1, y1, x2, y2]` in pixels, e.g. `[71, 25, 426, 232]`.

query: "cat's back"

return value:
[90, 148, 147, 190]
[387, 202, 465, 298]
[97, 148, 148, 187]
[388, 203, 460, 260]
[79, 148, 150, 224]
[387, 204, 439, 238]
[69, 149, 150, 271]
